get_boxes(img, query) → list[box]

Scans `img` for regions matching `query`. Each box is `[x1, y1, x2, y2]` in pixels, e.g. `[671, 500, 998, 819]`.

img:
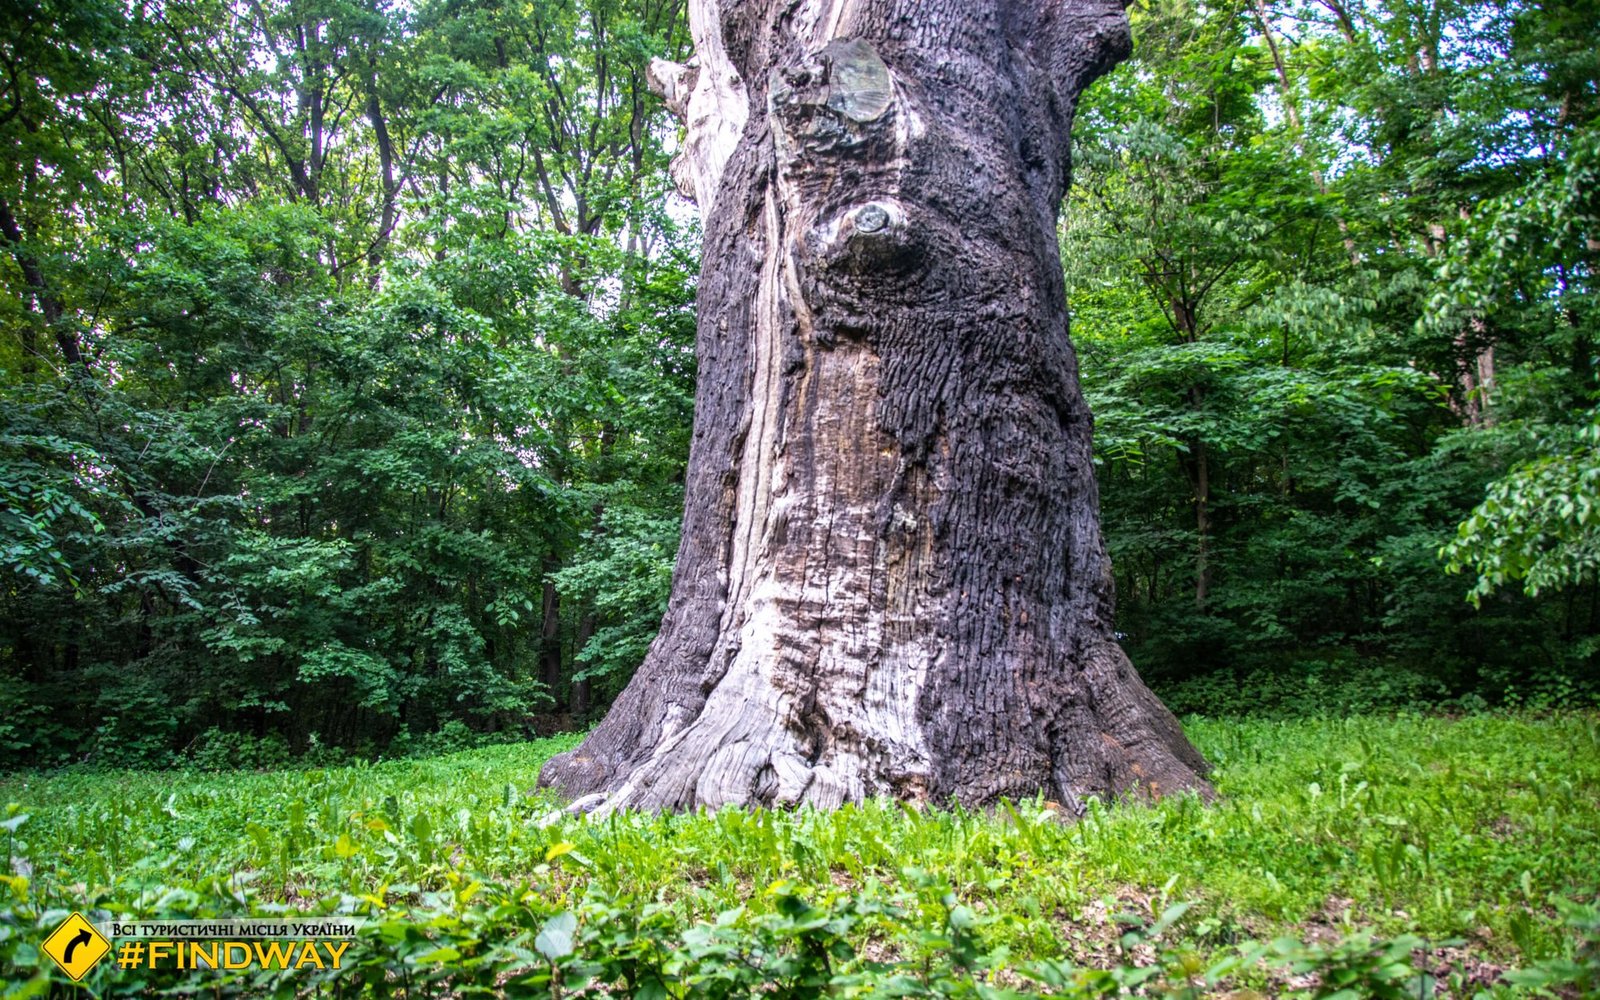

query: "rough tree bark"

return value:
[540, 0, 1212, 814]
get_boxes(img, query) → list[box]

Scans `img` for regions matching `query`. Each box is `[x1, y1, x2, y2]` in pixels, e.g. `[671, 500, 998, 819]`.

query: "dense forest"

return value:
[2, 0, 1596, 770]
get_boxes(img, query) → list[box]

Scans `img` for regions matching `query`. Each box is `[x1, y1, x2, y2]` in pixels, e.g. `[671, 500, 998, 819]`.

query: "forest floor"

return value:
[1, 713, 1597, 996]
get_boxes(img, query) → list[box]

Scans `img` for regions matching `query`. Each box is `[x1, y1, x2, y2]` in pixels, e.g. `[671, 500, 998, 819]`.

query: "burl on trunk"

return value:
[540, 0, 1211, 814]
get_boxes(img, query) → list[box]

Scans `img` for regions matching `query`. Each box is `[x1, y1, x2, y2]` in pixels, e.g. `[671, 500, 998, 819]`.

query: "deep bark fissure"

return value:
[541, 0, 1211, 814]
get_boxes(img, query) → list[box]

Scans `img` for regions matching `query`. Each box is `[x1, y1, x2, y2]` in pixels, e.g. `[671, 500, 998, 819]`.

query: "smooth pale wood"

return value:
[543, 0, 1212, 815]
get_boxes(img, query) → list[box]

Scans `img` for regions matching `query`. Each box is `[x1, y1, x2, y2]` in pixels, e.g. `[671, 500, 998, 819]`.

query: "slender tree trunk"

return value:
[541, 0, 1211, 814]
[571, 613, 595, 719]
[0, 195, 85, 373]
[1192, 439, 1211, 608]
[1250, 0, 1360, 266]
[365, 63, 399, 277]
[540, 572, 563, 697]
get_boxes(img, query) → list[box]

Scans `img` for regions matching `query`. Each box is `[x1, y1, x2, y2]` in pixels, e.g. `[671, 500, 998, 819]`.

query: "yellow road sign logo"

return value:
[42, 912, 111, 981]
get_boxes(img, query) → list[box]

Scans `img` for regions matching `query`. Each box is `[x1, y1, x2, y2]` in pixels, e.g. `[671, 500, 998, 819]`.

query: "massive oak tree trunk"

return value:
[540, 0, 1211, 814]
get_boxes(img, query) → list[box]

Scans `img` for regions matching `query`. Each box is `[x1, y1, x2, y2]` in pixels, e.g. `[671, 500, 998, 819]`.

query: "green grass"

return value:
[2, 713, 1598, 996]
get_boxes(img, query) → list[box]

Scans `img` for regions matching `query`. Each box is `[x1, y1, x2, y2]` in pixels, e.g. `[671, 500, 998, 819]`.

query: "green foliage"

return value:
[0, 0, 696, 764]
[552, 504, 680, 688]
[187, 728, 294, 772]
[0, 211, 696, 765]
[1444, 406, 1600, 603]
[1066, 0, 1600, 698]
[0, 430, 113, 591]
[1155, 663, 1456, 718]
[1262, 933, 1433, 999]
[1, 716, 1597, 995]
[1499, 900, 1600, 997]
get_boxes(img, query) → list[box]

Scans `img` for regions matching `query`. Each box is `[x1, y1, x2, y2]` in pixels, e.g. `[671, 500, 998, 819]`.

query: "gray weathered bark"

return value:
[540, 0, 1211, 815]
